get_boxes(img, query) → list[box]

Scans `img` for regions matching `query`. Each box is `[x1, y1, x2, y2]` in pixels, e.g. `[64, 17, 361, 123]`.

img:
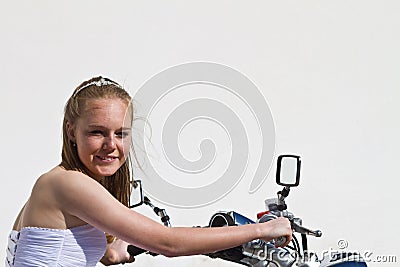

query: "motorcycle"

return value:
[128, 155, 368, 267]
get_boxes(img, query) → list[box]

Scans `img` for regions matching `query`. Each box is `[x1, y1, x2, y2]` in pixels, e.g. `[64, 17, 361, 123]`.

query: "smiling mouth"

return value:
[96, 156, 118, 162]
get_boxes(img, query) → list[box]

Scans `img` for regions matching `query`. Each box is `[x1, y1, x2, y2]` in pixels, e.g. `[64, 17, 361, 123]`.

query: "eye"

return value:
[117, 131, 130, 138]
[89, 130, 103, 136]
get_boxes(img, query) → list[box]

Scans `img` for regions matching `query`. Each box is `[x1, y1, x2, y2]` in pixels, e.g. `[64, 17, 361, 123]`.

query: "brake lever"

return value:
[291, 220, 322, 237]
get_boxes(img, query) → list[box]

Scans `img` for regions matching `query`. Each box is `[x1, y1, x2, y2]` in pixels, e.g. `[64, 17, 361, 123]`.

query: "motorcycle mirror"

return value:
[276, 155, 301, 187]
[129, 180, 144, 208]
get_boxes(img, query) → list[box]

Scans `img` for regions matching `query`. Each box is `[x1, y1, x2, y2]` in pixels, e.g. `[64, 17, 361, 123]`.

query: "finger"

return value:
[128, 255, 135, 263]
[126, 254, 135, 263]
[283, 231, 293, 247]
[124, 250, 135, 263]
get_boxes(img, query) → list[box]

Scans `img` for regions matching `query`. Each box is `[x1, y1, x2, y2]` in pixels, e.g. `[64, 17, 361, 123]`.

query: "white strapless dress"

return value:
[5, 224, 106, 267]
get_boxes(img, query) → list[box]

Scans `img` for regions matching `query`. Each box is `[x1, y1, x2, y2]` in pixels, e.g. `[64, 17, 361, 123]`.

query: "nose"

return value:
[102, 135, 116, 151]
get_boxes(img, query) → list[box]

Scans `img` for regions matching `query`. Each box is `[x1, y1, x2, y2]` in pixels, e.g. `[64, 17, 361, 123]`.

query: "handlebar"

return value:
[127, 245, 147, 256]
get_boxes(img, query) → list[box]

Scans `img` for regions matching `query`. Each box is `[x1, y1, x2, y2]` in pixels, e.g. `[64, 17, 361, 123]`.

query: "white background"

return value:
[1, 1, 399, 266]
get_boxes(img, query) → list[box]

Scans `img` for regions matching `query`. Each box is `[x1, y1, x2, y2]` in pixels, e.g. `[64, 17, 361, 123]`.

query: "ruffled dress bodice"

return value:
[6, 224, 106, 267]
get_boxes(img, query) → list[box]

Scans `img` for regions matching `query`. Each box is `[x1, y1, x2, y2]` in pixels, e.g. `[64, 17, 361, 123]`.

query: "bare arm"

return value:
[53, 172, 292, 257]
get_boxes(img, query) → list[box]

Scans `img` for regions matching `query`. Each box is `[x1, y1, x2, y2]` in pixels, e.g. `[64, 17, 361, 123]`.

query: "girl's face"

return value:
[69, 98, 132, 180]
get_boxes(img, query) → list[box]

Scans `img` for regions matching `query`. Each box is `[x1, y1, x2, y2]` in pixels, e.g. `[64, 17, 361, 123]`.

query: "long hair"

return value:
[60, 76, 134, 208]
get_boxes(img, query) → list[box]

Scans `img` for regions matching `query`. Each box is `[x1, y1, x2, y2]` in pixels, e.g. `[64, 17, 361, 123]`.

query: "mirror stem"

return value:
[278, 186, 291, 201]
[144, 196, 171, 227]
[277, 186, 290, 211]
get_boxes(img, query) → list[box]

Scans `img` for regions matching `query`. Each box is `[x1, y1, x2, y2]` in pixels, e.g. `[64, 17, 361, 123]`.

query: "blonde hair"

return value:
[60, 76, 134, 208]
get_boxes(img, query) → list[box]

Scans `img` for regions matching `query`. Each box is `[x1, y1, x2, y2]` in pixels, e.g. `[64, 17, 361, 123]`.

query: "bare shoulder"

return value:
[30, 166, 109, 213]
[18, 166, 105, 229]
[34, 166, 102, 193]
[39, 166, 105, 196]
[25, 166, 118, 227]
[44, 167, 117, 212]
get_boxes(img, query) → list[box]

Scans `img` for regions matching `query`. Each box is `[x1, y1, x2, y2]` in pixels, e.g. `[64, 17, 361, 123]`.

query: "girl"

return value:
[6, 76, 292, 266]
